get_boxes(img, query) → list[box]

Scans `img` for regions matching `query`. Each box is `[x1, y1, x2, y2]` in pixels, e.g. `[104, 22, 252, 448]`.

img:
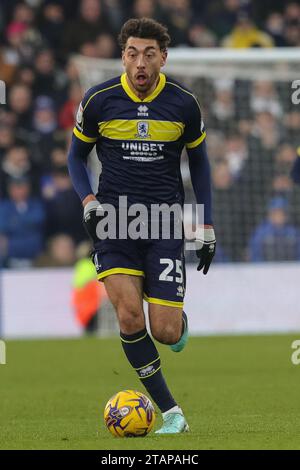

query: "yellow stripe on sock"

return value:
[120, 331, 148, 344]
[135, 356, 160, 371]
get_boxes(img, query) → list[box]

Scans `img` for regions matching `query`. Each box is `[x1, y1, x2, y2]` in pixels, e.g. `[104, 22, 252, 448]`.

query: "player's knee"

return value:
[152, 323, 181, 345]
[117, 304, 145, 335]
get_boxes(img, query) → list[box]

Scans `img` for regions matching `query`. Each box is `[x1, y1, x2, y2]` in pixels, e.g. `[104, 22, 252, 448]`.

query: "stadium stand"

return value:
[0, 0, 300, 267]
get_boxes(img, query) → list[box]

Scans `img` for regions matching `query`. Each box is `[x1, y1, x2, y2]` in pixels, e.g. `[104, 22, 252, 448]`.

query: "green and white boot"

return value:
[155, 408, 189, 434]
[170, 312, 188, 353]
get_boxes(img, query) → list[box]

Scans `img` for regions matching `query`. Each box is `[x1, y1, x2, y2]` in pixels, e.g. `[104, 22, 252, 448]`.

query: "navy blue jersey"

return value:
[73, 73, 206, 207]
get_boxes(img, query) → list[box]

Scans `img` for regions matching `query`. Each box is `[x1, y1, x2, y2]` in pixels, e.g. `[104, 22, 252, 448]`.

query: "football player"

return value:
[68, 18, 216, 434]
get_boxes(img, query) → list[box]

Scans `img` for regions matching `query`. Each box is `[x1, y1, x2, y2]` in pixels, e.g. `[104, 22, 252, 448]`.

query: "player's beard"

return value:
[129, 71, 159, 95]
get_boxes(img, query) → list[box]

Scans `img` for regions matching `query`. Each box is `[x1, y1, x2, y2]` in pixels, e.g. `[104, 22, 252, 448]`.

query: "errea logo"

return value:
[137, 105, 149, 117]
[177, 285, 184, 297]
[139, 365, 155, 377]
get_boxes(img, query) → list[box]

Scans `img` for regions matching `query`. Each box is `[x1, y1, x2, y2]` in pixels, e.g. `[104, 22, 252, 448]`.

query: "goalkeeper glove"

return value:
[195, 226, 216, 275]
[83, 200, 103, 244]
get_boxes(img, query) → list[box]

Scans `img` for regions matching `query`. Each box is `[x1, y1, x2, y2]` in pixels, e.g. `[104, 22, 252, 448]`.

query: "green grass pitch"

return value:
[0, 334, 300, 450]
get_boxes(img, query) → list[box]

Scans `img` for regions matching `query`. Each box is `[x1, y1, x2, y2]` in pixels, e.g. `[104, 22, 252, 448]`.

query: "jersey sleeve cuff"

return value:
[73, 126, 98, 143]
[186, 131, 206, 149]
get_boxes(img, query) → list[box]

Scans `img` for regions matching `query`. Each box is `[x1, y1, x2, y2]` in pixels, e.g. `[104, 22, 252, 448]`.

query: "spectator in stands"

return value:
[156, 0, 192, 46]
[18, 65, 36, 88]
[8, 83, 33, 134]
[79, 42, 98, 58]
[283, 112, 300, 147]
[132, 0, 157, 19]
[4, 21, 29, 66]
[284, 2, 300, 22]
[212, 160, 241, 261]
[0, 177, 45, 268]
[102, 0, 126, 34]
[223, 133, 248, 180]
[31, 95, 59, 171]
[249, 111, 281, 153]
[38, 2, 65, 53]
[272, 144, 296, 198]
[34, 233, 76, 267]
[239, 111, 281, 243]
[41, 146, 68, 198]
[59, 82, 83, 131]
[248, 196, 300, 262]
[275, 143, 298, 173]
[272, 173, 293, 197]
[211, 79, 236, 133]
[33, 48, 68, 103]
[10, 2, 35, 26]
[222, 12, 275, 48]
[206, 0, 241, 40]
[33, 96, 57, 135]
[95, 33, 117, 58]
[250, 80, 283, 119]
[188, 21, 217, 48]
[0, 145, 39, 198]
[284, 0, 300, 45]
[5, 3, 43, 65]
[63, 0, 113, 57]
[265, 12, 286, 47]
[44, 166, 87, 244]
[0, 126, 15, 160]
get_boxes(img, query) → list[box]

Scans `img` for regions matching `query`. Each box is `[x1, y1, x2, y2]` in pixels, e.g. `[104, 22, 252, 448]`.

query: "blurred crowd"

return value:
[0, 0, 300, 268]
[183, 76, 300, 263]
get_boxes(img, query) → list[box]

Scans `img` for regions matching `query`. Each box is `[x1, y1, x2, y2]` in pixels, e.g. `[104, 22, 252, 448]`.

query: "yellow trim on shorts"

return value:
[143, 294, 184, 308]
[97, 267, 145, 281]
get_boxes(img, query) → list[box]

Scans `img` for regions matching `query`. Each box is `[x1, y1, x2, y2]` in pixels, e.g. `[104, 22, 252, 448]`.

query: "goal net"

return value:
[72, 49, 300, 263]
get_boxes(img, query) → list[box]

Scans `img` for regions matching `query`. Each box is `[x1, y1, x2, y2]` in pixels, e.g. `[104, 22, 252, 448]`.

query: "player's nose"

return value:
[136, 55, 146, 68]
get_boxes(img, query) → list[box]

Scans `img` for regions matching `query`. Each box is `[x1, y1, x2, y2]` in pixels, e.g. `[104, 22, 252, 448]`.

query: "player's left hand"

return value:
[195, 226, 216, 275]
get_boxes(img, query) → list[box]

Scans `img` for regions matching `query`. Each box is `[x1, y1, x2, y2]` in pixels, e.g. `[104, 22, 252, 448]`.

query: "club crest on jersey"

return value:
[136, 121, 150, 139]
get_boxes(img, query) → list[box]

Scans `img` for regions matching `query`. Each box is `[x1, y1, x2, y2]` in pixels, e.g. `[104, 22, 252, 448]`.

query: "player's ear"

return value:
[121, 50, 125, 66]
[160, 50, 168, 67]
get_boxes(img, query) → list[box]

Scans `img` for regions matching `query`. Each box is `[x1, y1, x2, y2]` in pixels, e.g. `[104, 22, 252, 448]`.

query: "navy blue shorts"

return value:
[92, 237, 186, 308]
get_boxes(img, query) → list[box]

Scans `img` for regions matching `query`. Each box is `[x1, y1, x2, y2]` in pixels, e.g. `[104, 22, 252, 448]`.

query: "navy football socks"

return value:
[120, 328, 177, 412]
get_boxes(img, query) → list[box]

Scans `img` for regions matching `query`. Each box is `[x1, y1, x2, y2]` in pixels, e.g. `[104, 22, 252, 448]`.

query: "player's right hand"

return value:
[83, 200, 104, 244]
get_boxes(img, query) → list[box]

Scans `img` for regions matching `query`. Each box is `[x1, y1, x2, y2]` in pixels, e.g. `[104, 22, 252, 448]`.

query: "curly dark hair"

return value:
[118, 18, 171, 51]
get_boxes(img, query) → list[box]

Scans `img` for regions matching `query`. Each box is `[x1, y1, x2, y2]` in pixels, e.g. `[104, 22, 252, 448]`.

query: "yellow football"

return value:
[104, 390, 156, 437]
